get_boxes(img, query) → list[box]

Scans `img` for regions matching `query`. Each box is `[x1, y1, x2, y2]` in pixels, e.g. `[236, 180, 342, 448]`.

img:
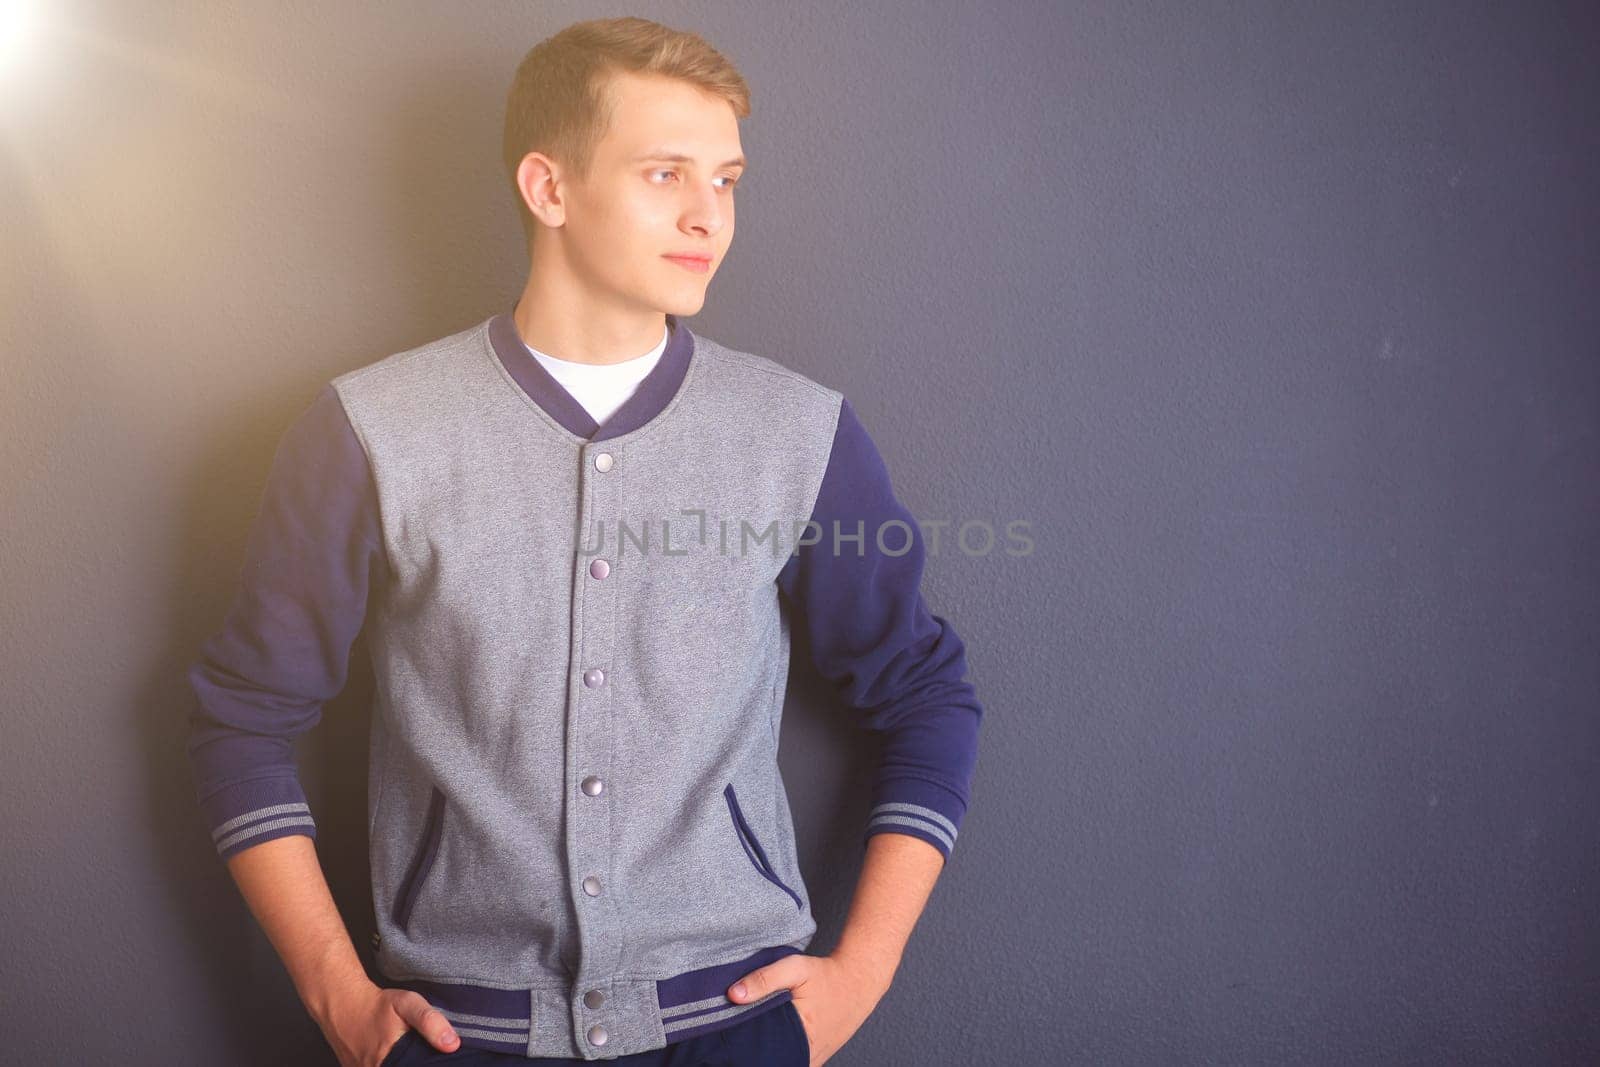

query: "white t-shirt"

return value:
[524, 325, 670, 427]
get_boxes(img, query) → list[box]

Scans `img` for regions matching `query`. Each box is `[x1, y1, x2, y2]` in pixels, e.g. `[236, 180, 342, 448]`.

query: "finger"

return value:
[728, 968, 764, 1002]
[399, 995, 460, 1052]
[417, 1008, 460, 1052]
[728, 955, 804, 1003]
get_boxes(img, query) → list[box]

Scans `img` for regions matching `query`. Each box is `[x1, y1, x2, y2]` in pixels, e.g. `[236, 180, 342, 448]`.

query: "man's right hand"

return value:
[216, 838, 461, 1065]
[319, 979, 461, 1067]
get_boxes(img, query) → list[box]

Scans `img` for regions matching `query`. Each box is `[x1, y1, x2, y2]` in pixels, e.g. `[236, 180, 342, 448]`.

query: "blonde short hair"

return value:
[502, 16, 752, 249]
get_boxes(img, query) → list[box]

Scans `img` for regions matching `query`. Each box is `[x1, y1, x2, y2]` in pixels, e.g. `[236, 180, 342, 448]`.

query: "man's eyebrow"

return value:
[632, 150, 748, 170]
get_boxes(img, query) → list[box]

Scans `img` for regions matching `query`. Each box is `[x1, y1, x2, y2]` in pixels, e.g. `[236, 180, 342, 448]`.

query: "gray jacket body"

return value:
[340, 315, 833, 1058]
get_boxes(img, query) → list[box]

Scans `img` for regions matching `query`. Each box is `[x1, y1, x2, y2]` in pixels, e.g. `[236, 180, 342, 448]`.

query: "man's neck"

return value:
[513, 283, 667, 366]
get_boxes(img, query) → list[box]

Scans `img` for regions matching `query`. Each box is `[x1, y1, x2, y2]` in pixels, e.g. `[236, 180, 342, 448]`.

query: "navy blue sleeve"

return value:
[776, 396, 983, 863]
[184, 383, 384, 861]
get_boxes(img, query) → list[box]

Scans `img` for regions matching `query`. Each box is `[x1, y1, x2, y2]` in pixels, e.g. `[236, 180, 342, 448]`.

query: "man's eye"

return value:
[650, 169, 738, 190]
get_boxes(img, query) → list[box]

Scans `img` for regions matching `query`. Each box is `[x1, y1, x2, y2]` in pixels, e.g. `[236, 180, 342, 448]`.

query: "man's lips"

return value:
[664, 254, 711, 273]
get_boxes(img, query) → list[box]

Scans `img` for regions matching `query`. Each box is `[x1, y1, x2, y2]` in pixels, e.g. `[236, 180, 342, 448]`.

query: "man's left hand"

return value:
[726, 951, 890, 1066]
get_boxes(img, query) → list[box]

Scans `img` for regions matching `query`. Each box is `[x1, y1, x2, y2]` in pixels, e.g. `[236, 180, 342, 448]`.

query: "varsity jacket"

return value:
[184, 304, 984, 1060]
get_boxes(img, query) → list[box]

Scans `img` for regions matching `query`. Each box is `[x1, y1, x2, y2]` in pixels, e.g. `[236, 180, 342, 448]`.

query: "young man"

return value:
[186, 16, 983, 1067]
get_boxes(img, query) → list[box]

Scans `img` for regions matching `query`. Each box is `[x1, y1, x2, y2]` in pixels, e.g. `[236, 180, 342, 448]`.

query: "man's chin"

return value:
[659, 291, 708, 319]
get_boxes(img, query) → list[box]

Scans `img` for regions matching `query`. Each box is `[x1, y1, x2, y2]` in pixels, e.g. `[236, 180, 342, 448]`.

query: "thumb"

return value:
[399, 992, 460, 1052]
[727, 956, 803, 1003]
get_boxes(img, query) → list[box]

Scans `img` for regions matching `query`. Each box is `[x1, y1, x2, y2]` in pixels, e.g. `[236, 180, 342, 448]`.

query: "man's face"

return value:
[555, 70, 744, 319]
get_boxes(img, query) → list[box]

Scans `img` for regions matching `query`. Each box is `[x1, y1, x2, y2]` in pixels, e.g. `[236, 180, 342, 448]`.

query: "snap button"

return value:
[584, 989, 605, 1009]
[583, 667, 605, 688]
[588, 1024, 608, 1046]
[582, 875, 602, 896]
[589, 558, 610, 580]
[594, 452, 614, 472]
[581, 776, 603, 796]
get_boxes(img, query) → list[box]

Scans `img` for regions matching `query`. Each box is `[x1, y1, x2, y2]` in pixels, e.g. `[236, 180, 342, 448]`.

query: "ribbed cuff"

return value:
[199, 775, 318, 860]
[861, 777, 966, 861]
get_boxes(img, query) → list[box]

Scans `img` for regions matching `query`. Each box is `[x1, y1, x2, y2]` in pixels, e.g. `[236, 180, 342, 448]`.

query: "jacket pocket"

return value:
[391, 785, 446, 934]
[723, 782, 803, 910]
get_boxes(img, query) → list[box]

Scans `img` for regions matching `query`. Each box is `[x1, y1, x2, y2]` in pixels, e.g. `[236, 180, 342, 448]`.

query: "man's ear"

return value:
[518, 152, 565, 229]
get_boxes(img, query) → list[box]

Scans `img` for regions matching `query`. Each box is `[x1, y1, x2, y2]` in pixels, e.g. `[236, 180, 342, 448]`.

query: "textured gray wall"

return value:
[2, 2, 1596, 1063]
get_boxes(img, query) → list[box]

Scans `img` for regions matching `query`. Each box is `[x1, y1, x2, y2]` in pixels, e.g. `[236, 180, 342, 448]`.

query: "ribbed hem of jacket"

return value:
[380, 944, 802, 1058]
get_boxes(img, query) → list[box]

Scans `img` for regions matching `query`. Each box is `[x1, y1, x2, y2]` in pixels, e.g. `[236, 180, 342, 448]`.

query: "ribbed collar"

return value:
[487, 301, 695, 442]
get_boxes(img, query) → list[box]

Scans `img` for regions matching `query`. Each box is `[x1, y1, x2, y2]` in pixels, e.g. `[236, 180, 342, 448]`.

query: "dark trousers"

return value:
[379, 1000, 809, 1067]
